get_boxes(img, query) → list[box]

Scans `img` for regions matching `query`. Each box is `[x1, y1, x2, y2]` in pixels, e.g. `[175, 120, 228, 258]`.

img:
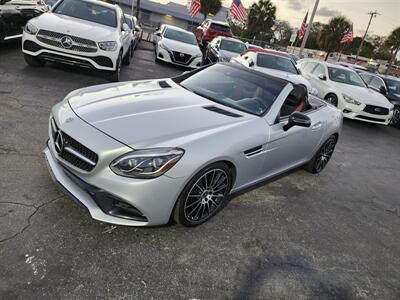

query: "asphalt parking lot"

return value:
[1, 40, 400, 299]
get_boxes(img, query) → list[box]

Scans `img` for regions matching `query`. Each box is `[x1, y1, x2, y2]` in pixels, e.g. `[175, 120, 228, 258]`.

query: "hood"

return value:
[161, 38, 202, 56]
[331, 82, 393, 108]
[253, 66, 313, 90]
[219, 50, 240, 60]
[34, 13, 116, 40]
[67, 80, 254, 149]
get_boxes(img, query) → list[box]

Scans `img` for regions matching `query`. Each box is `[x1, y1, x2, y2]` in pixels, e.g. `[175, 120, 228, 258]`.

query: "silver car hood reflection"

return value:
[68, 80, 255, 149]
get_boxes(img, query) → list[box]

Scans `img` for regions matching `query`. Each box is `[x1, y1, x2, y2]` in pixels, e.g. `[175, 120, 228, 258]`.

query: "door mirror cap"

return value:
[379, 85, 387, 95]
[122, 23, 130, 32]
[283, 112, 312, 131]
[318, 74, 327, 80]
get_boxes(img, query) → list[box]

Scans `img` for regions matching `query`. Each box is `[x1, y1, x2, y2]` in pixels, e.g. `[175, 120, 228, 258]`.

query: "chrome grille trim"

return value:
[37, 29, 98, 53]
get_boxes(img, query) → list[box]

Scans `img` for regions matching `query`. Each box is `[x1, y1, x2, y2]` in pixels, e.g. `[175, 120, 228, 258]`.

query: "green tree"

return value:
[246, 0, 277, 41]
[305, 22, 323, 50]
[319, 16, 351, 61]
[274, 19, 292, 45]
[200, 0, 222, 21]
[385, 27, 400, 73]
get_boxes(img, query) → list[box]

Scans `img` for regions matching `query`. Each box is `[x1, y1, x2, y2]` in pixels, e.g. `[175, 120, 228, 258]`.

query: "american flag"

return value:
[230, 0, 247, 24]
[298, 11, 308, 40]
[340, 24, 354, 44]
[188, 0, 201, 17]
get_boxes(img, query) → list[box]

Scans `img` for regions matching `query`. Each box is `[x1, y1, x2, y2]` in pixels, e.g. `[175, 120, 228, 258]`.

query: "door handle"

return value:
[311, 122, 322, 130]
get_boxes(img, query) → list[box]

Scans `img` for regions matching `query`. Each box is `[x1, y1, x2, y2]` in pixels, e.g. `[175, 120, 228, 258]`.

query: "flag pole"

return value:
[299, 0, 320, 57]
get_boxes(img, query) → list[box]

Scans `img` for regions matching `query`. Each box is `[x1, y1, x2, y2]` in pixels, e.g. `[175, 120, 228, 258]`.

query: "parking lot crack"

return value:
[0, 195, 65, 244]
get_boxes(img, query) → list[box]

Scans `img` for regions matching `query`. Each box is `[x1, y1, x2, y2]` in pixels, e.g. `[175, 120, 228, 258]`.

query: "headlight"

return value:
[159, 43, 171, 52]
[24, 22, 38, 35]
[342, 94, 361, 105]
[110, 148, 184, 179]
[98, 41, 117, 51]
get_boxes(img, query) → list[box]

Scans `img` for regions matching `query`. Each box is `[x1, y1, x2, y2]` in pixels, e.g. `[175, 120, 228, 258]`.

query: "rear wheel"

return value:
[325, 94, 338, 107]
[24, 53, 45, 67]
[390, 106, 400, 127]
[304, 135, 337, 174]
[173, 162, 233, 227]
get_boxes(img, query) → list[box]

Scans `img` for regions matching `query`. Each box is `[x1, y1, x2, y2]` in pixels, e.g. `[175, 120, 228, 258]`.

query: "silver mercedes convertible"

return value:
[45, 63, 342, 227]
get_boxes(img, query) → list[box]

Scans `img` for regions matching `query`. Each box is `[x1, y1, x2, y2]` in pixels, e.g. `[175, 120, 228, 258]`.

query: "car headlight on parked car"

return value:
[159, 43, 171, 52]
[24, 22, 38, 35]
[342, 94, 361, 105]
[98, 41, 117, 51]
[110, 148, 184, 179]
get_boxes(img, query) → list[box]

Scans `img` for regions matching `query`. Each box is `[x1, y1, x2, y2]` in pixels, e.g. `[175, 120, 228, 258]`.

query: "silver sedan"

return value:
[45, 63, 342, 227]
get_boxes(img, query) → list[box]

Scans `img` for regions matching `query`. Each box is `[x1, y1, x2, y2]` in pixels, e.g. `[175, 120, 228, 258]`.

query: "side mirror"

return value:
[135, 26, 141, 32]
[122, 23, 130, 32]
[318, 74, 327, 80]
[379, 85, 387, 95]
[283, 112, 311, 131]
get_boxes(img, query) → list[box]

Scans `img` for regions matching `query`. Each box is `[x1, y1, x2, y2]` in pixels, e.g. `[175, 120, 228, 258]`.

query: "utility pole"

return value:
[299, 0, 320, 57]
[131, 0, 134, 16]
[136, 0, 141, 20]
[355, 11, 379, 63]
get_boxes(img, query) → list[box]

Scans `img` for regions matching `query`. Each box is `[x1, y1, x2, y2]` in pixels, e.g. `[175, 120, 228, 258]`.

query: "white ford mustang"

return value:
[297, 59, 394, 125]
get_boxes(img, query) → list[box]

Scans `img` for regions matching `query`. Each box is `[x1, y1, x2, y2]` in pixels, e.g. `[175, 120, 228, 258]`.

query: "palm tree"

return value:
[319, 16, 351, 61]
[385, 27, 400, 74]
[247, 0, 277, 41]
[200, 0, 222, 20]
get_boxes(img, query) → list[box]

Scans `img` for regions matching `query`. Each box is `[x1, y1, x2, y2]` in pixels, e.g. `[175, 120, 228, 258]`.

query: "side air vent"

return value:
[159, 80, 171, 88]
[203, 106, 242, 118]
[244, 145, 263, 157]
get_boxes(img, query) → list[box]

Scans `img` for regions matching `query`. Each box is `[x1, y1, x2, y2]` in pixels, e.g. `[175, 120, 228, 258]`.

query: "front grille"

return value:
[51, 118, 98, 172]
[363, 105, 389, 115]
[37, 29, 98, 53]
[171, 51, 192, 65]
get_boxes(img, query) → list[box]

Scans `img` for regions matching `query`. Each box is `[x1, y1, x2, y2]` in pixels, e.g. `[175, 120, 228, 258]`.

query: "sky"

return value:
[156, 0, 399, 37]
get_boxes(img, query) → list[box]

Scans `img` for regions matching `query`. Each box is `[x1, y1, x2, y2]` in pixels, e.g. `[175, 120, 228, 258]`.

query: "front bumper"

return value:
[341, 104, 392, 125]
[22, 32, 118, 71]
[156, 47, 202, 68]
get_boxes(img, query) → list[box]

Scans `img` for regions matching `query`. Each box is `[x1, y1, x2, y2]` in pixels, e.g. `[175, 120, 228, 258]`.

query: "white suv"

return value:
[22, 0, 133, 81]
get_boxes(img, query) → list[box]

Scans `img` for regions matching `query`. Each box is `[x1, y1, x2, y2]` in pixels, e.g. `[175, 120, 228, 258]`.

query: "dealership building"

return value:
[115, 0, 229, 30]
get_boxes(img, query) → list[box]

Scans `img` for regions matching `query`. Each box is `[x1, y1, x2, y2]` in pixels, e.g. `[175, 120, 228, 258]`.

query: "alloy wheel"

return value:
[390, 107, 400, 126]
[315, 137, 336, 172]
[326, 95, 338, 107]
[184, 169, 229, 223]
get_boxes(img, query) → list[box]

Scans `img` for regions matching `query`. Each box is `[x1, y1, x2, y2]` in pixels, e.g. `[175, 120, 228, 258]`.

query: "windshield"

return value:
[220, 40, 246, 53]
[163, 28, 197, 45]
[257, 54, 298, 74]
[385, 78, 400, 94]
[176, 64, 286, 116]
[328, 67, 366, 87]
[53, 0, 117, 28]
[210, 23, 231, 33]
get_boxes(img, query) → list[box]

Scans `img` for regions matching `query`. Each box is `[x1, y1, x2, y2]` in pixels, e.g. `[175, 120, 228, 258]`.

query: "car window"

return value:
[312, 63, 325, 76]
[360, 73, 372, 84]
[280, 85, 308, 117]
[385, 78, 400, 94]
[328, 67, 366, 87]
[369, 76, 385, 90]
[124, 15, 132, 29]
[220, 40, 246, 53]
[163, 28, 197, 45]
[53, 0, 117, 28]
[256, 54, 298, 74]
[210, 23, 231, 33]
[302, 62, 317, 74]
[176, 64, 287, 116]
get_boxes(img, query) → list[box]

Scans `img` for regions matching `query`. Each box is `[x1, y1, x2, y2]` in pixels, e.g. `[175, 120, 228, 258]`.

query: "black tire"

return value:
[324, 94, 338, 107]
[130, 42, 135, 57]
[24, 53, 45, 67]
[173, 162, 233, 227]
[122, 46, 131, 65]
[390, 106, 400, 128]
[304, 135, 337, 174]
[108, 52, 122, 82]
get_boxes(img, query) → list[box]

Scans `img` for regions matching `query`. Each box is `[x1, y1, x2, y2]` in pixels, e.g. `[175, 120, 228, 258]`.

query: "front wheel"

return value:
[122, 46, 132, 65]
[108, 52, 122, 82]
[24, 53, 45, 67]
[173, 162, 233, 227]
[390, 106, 400, 127]
[304, 135, 337, 174]
[325, 94, 338, 107]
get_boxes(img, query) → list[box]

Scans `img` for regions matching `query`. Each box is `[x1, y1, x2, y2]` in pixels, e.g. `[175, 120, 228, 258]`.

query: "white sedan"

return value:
[155, 25, 203, 68]
[297, 59, 394, 125]
[231, 49, 318, 96]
